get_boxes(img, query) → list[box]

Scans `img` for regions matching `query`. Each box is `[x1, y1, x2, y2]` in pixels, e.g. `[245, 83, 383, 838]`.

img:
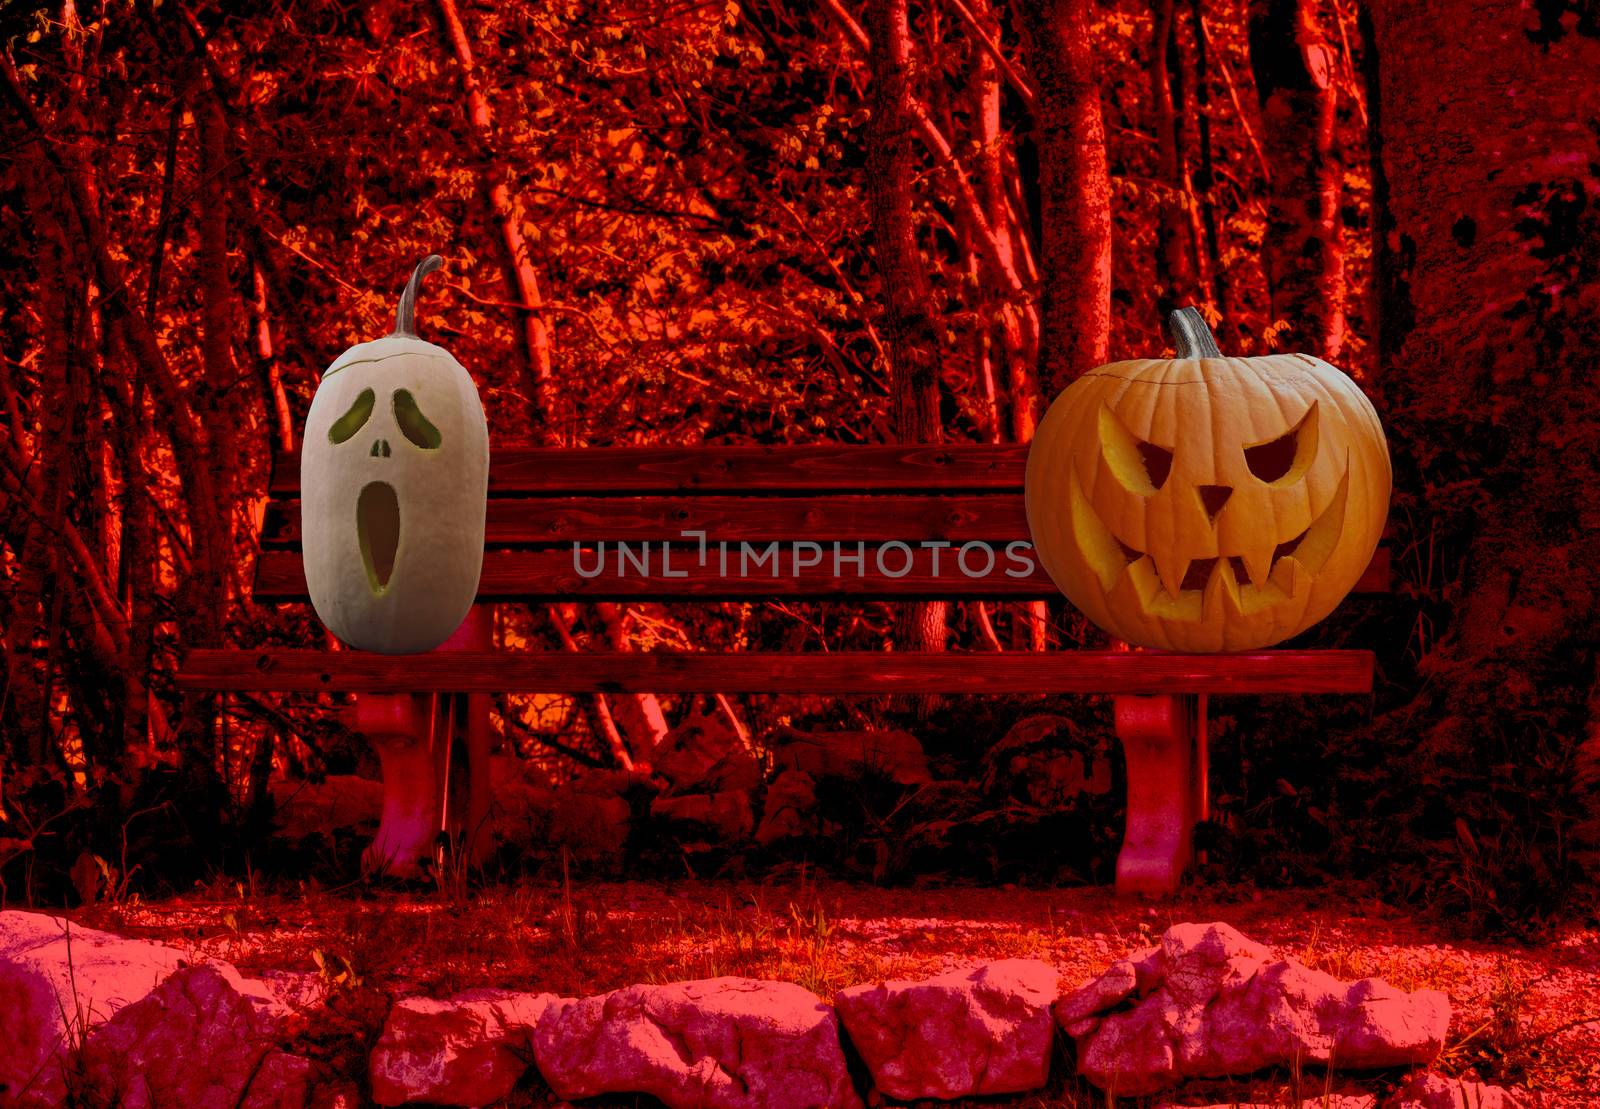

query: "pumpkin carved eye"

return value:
[393, 389, 442, 449]
[1099, 404, 1174, 495]
[328, 389, 376, 444]
[1245, 401, 1319, 485]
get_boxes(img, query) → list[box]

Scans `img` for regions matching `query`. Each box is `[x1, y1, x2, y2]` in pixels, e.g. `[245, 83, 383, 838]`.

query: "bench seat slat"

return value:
[176, 649, 1375, 695]
[252, 546, 1391, 601]
[269, 444, 1028, 496]
[261, 494, 1033, 546]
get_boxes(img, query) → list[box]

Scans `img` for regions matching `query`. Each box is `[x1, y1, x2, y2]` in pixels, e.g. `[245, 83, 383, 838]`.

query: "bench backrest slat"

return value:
[270, 444, 1028, 496]
[253, 546, 1392, 602]
[262, 494, 1032, 547]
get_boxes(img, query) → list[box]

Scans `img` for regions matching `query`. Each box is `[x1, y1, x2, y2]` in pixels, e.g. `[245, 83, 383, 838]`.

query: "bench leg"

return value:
[356, 608, 494, 878]
[359, 694, 435, 877]
[441, 686, 493, 869]
[1114, 693, 1205, 895]
[444, 608, 493, 869]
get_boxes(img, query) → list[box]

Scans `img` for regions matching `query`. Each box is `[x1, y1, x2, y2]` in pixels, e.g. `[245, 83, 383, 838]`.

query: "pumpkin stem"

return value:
[392, 255, 444, 338]
[1168, 306, 1223, 359]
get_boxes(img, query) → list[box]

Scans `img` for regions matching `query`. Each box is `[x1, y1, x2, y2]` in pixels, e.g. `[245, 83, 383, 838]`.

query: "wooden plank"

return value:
[256, 545, 1054, 601]
[175, 648, 1375, 694]
[269, 444, 1029, 496]
[254, 544, 1392, 601]
[261, 494, 1033, 546]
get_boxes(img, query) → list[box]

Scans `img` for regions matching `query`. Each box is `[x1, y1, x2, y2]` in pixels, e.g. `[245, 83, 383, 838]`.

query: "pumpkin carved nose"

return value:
[370, 439, 392, 458]
[1197, 484, 1232, 523]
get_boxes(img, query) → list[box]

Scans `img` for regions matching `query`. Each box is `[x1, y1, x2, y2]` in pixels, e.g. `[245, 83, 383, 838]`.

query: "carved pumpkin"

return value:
[1025, 309, 1390, 652]
[301, 256, 488, 654]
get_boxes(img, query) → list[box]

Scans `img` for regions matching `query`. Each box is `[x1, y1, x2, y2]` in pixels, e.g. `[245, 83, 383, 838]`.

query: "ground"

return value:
[53, 878, 1600, 1107]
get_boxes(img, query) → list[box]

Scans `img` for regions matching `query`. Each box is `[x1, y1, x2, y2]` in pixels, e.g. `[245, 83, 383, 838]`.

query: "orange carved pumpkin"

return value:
[1025, 309, 1391, 651]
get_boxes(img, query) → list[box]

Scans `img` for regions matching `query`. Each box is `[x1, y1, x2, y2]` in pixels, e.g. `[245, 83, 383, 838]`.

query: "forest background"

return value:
[1, 0, 1597, 935]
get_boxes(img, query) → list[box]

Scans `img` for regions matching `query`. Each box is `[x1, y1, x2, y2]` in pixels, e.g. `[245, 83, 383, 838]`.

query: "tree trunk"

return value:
[435, 0, 554, 438]
[0, 322, 42, 771]
[1364, 0, 1600, 921]
[109, 89, 183, 768]
[7, 156, 78, 767]
[970, 0, 1040, 446]
[113, 352, 157, 762]
[865, 0, 947, 656]
[196, 93, 237, 798]
[596, 602, 669, 752]
[1151, 0, 1195, 316]
[1016, 0, 1112, 395]
[1249, 0, 1343, 357]
[1188, 0, 1230, 337]
[963, 0, 1048, 651]
[251, 263, 295, 454]
[968, 11, 1003, 444]
[436, 0, 669, 757]
[198, 94, 238, 604]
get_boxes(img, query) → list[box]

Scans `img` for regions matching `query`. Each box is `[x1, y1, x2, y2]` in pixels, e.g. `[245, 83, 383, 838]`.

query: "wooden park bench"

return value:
[176, 445, 1386, 893]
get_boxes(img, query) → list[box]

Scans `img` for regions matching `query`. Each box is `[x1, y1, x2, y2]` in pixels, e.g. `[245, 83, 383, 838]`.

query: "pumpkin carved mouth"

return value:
[1069, 469, 1349, 622]
[358, 481, 400, 594]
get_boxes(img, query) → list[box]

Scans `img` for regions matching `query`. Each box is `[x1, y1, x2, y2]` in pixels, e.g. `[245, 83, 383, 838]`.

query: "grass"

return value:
[56, 876, 1600, 1106]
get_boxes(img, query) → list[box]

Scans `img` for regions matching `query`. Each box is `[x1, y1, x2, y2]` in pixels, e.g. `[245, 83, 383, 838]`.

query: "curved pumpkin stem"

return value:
[393, 255, 444, 338]
[1168, 306, 1223, 359]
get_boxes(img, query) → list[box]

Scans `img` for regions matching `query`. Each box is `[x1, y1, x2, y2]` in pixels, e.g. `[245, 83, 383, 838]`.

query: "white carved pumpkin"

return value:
[301, 256, 488, 654]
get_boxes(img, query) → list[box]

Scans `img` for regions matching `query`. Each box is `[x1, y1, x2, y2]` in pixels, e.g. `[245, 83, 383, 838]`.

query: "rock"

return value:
[835, 959, 1059, 1100]
[646, 712, 759, 847]
[1062, 922, 1450, 1096]
[651, 791, 755, 841]
[369, 989, 551, 1106]
[81, 962, 311, 1109]
[488, 755, 555, 847]
[547, 769, 635, 864]
[768, 727, 930, 785]
[0, 910, 185, 1103]
[982, 714, 1112, 807]
[0, 913, 311, 1108]
[754, 770, 817, 845]
[1389, 1071, 1528, 1109]
[532, 976, 861, 1109]
[1054, 949, 1149, 1029]
[490, 760, 637, 860]
[489, 753, 542, 791]
[269, 775, 383, 841]
[1334, 976, 1453, 1066]
[1158, 1099, 1376, 1109]
[653, 710, 761, 795]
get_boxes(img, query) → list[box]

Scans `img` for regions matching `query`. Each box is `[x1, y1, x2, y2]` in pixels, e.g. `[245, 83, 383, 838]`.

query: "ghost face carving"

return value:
[1026, 310, 1390, 652]
[301, 257, 488, 654]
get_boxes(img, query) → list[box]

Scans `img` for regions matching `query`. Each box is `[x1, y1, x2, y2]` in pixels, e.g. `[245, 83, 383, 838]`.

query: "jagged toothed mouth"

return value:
[1069, 470, 1349, 621]
[358, 481, 400, 594]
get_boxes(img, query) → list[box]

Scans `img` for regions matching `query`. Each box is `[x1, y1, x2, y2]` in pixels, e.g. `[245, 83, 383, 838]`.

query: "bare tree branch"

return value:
[943, 0, 1037, 109]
